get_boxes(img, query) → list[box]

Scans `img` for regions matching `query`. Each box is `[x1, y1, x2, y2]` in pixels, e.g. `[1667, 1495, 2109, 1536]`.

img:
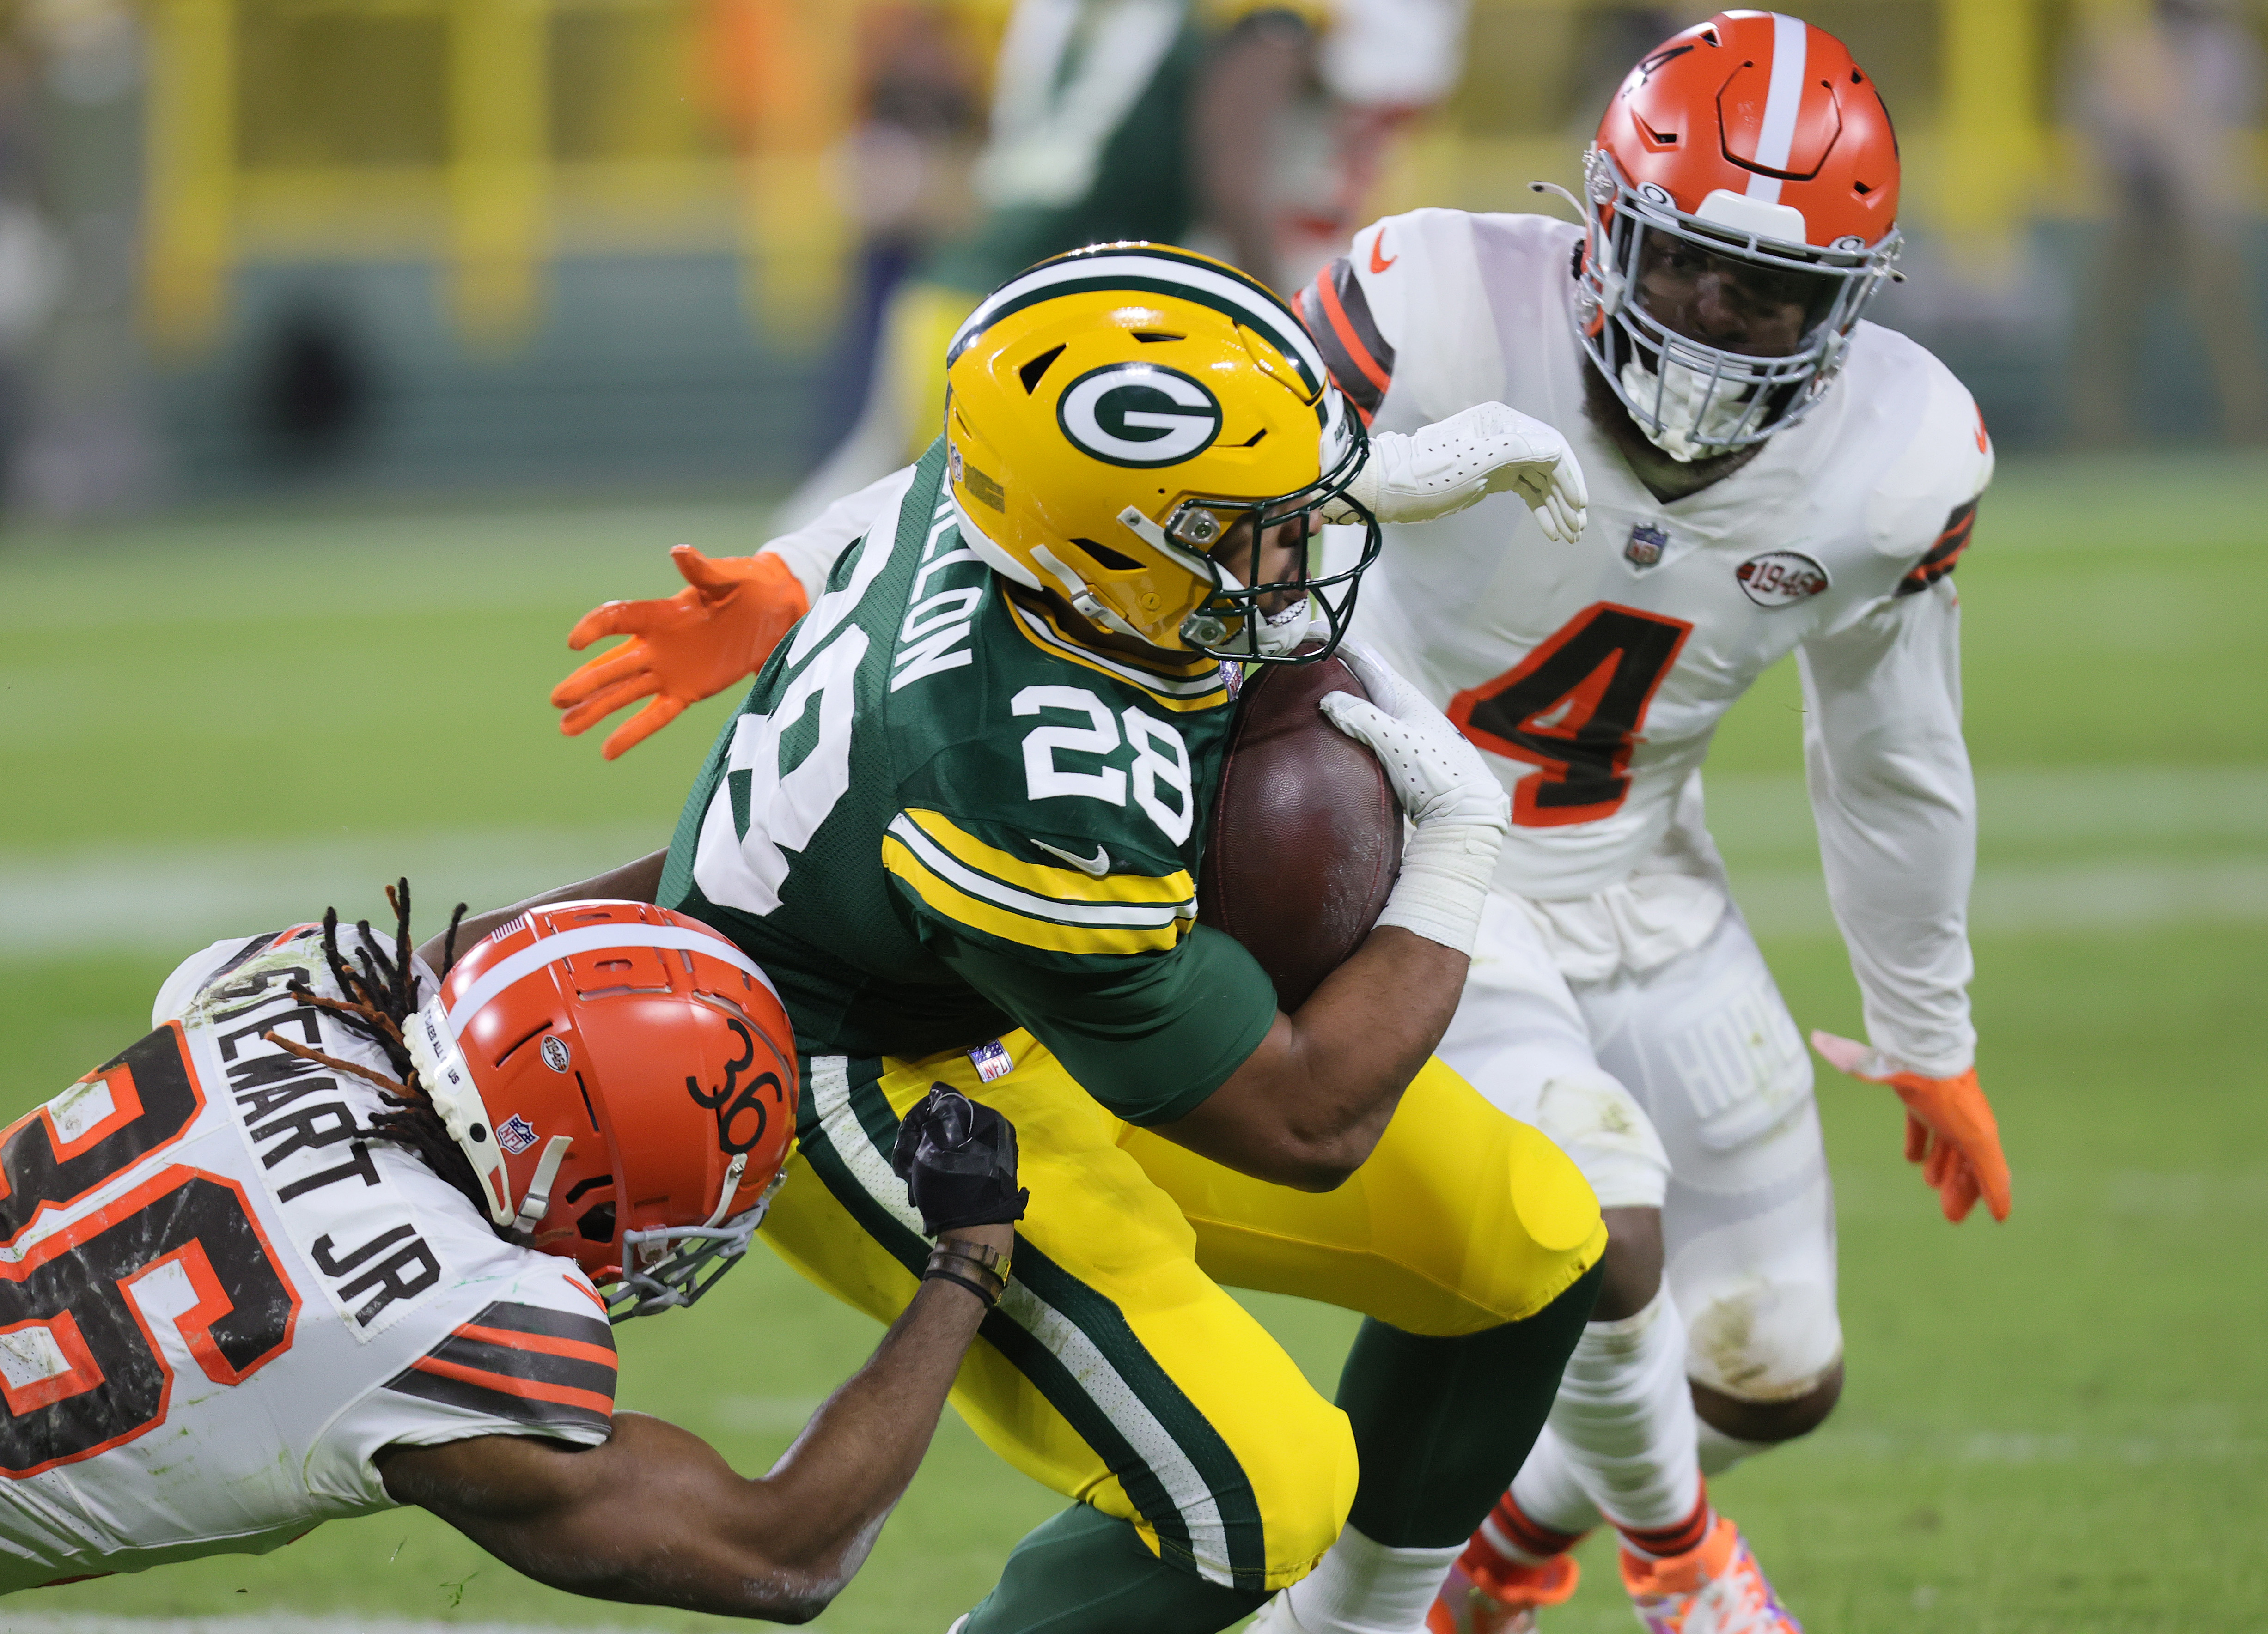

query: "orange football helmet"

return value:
[402, 900, 798, 1320]
[1570, 10, 1903, 456]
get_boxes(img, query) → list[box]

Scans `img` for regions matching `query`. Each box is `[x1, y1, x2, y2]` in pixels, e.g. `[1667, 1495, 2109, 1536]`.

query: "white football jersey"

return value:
[0, 926, 617, 1592]
[1301, 210, 1990, 1074]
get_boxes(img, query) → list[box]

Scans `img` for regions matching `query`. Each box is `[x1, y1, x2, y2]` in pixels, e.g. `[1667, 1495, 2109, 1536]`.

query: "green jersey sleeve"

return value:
[879, 805, 1276, 1123]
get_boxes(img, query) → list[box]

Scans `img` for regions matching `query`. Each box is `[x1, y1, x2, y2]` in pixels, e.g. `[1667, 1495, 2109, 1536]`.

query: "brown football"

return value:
[1197, 653, 1403, 1011]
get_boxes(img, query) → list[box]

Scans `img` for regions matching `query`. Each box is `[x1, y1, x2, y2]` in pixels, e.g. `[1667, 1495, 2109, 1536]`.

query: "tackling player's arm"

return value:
[549, 467, 919, 759]
[379, 1096, 1023, 1622]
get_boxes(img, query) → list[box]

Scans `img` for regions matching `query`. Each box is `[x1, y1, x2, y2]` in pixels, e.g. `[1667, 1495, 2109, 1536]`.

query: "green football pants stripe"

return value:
[793, 1057, 1270, 1590]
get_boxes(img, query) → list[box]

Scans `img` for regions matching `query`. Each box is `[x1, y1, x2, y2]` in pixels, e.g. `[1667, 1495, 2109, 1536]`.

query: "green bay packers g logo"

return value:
[1057, 364, 1223, 468]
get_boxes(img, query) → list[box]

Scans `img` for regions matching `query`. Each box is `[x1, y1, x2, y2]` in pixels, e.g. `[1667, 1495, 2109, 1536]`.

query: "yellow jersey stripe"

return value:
[882, 836, 1193, 957]
[885, 815, 1194, 928]
[1005, 599, 1231, 714]
[903, 809, 1196, 910]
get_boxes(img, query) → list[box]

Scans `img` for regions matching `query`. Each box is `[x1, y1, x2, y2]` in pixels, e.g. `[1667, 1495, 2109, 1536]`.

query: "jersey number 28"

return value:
[1447, 603, 1692, 826]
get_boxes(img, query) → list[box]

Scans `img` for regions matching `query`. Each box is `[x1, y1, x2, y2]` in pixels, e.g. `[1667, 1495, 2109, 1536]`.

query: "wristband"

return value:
[923, 1239, 1010, 1307]
[923, 1264, 1003, 1307]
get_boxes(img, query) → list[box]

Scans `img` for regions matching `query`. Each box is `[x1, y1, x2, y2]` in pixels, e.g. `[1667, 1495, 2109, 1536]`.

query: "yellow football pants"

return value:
[761, 1033, 1604, 1593]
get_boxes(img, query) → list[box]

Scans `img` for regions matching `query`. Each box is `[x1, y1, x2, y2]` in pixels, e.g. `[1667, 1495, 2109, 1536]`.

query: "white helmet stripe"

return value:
[951, 250, 1327, 391]
[1744, 14, 1809, 204]
[444, 920, 781, 1039]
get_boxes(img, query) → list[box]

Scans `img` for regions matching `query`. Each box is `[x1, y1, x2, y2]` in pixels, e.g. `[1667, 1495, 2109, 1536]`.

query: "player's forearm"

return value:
[1164, 926, 1466, 1190]
[1799, 591, 1978, 1072]
[414, 850, 666, 973]
[394, 1265, 995, 1620]
[730, 1262, 1000, 1574]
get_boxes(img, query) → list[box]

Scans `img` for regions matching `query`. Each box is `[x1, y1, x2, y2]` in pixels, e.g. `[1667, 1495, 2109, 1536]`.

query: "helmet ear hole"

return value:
[1072, 537, 1143, 571]
[577, 1201, 616, 1243]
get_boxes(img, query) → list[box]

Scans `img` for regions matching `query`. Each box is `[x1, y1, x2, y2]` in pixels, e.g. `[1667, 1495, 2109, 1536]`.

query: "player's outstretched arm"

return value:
[378, 1257, 996, 1620]
[548, 467, 919, 759]
[552, 547, 811, 761]
[1158, 642, 1510, 1191]
[380, 1094, 1024, 1621]
[1317, 401, 1590, 542]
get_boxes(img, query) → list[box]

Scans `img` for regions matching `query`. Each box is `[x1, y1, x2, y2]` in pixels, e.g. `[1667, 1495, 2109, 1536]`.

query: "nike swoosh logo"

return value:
[1368, 233, 1397, 274]
[1031, 838, 1110, 877]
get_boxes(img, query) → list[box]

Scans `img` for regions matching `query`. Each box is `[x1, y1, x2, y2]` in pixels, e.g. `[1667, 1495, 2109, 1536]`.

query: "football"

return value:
[1197, 652, 1404, 1011]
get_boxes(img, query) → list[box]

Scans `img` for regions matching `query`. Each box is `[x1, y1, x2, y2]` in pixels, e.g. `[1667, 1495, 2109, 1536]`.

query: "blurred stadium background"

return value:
[0, 0, 2263, 503]
[2, 0, 2265, 1630]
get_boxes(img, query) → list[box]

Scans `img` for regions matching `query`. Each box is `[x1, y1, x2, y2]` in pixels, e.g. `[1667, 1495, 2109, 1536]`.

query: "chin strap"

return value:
[402, 999, 515, 1227]
[511, 1136, 575, 1237]
[1031, 543, 1148, 641]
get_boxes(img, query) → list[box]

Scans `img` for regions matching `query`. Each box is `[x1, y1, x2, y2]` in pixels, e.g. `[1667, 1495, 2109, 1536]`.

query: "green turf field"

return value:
[2, 452, 2263, 1632]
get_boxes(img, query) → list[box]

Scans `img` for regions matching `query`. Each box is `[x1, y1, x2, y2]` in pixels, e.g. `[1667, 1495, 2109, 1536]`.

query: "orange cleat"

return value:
[1427, 1551, 1580, 1634]
[1619, 1517, 1799, 1634]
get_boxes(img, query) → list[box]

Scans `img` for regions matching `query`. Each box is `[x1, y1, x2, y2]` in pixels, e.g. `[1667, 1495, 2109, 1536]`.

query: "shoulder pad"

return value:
[1343, 209, 1507, 422]
[1858, 328, 1994, 566]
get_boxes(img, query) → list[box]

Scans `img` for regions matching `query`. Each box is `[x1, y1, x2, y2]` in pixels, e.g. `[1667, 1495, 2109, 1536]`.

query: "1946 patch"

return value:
[1735, 550, 1829, 607]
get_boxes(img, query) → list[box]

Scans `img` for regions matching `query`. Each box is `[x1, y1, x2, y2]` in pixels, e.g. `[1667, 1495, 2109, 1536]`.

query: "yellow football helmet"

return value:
[942, 243, 1378, 664]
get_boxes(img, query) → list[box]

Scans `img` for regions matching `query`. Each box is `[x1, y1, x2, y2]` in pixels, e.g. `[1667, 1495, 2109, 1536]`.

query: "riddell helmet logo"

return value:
[1736, 550, 1830, 607]
[1058, 364, 1222, 468]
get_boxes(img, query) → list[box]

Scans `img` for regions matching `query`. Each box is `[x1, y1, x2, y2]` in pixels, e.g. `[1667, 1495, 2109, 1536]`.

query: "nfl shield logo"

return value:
[968, 1039, 1015, 1083]
[1625, 524, 1667, 568]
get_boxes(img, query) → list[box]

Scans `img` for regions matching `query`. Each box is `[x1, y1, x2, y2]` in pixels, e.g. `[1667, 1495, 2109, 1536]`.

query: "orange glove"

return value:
[1811, 1030, 2011, 1224]
[551, 547, 810, 760]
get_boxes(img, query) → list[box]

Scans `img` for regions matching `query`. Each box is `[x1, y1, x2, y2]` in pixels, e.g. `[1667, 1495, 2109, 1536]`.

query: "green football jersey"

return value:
[925, 0, 1321, 298]
[660, 441, 1277, 1126]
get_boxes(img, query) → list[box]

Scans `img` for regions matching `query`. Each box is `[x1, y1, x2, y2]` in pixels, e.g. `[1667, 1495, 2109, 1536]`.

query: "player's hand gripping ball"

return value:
[891, 1086, 1029, 1236]
[1812, 1031, 2012, 1224]
[552, 546, 809, 759]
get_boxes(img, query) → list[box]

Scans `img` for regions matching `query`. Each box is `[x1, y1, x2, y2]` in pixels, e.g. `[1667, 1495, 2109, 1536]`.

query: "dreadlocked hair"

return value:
[260, 878, 494, 1229]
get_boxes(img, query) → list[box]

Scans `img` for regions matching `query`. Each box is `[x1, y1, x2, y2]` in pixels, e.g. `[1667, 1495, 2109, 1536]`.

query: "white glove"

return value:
[1320, 401, 1589, 542]
[1318, 640, 1510, 956]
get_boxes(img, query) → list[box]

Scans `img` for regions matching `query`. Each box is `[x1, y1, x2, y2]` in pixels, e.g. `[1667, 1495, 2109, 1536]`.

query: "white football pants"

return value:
[1434, 891, 1842, 1540]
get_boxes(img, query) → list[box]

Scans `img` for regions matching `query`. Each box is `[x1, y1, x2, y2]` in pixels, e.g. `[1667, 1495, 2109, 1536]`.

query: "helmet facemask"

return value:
[1575, 146, 1900, 460]
[604, 1166, 787, 1323]
[1132, 400, 1381, 666]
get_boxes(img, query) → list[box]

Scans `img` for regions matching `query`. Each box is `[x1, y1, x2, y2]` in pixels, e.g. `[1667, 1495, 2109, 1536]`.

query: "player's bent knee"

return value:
[1693, 1360, 1843, 1445]
[1682, 1276, 1843, 1412]
[1378, 1104, 1606, 1336]
[1207, 1391, 1360, 1590]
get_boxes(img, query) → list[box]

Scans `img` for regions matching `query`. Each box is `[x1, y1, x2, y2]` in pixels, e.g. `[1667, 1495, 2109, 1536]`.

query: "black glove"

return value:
[890, 1085, 1028, 1235]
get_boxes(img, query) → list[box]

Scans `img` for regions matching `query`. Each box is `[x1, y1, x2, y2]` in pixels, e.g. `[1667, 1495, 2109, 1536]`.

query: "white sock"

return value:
[1695, 1418, 1773, 1478]
[1501, 1429, 1598, 1545]
[1528, 1289, 1706, 1548]
[1272, 1524, 1463, 1634]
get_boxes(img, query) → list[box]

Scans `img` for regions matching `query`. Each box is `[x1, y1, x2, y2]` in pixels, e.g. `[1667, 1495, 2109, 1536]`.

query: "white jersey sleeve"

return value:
[760, 463, 921, 605]
[1800, 374, 1993, 1078]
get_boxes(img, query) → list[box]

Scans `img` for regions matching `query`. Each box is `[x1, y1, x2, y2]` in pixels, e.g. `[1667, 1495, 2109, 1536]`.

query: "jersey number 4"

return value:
[1447, 603, 1692, 826]
[0, 1025, 299, 1479]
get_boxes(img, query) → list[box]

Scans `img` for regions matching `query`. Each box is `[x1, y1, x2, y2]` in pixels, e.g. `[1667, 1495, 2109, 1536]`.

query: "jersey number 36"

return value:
[0, 1026, 298, 1479]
